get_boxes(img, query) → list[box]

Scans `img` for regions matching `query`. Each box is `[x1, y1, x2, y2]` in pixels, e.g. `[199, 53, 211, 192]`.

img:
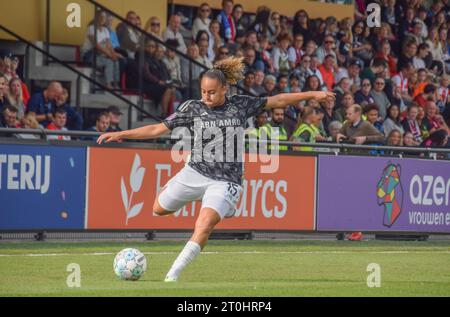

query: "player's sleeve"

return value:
[161, 100, 194, 130]
[234, 95, 268, 119]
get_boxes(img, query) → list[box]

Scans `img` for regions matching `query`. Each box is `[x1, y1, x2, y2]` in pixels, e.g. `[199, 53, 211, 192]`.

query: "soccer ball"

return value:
[113, 248, 147, 281]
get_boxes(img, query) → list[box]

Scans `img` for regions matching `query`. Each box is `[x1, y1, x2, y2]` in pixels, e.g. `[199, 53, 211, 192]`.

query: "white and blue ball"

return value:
[113, 248, 147, 280]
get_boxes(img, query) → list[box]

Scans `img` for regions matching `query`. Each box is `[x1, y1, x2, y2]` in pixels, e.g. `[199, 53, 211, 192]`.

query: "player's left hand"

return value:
[311, 91, 336, 102]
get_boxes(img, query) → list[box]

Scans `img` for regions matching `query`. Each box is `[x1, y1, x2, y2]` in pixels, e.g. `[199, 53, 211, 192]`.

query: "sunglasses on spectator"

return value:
[151, 22, 160, 26]
[362, 83, 371, 86]
[325, 40, 334, 44]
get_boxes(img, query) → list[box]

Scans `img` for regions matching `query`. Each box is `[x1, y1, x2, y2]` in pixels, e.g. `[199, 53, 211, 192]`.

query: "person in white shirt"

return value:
[163, 14, 187, 54]
[192, 3, 212, 39]
[82, 11, 122, 89]
[391, 62, 414, 104]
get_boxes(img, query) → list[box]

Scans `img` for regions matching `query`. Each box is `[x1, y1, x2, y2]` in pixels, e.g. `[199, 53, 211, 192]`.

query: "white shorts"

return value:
[158, 165, 243, 219]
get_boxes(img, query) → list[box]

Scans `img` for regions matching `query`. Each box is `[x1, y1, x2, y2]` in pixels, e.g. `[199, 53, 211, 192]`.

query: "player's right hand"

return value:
[97, 132, 123, 144]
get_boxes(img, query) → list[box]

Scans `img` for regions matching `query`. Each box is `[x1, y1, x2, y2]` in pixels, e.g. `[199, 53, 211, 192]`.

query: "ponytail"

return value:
[203, 56, 245, 85]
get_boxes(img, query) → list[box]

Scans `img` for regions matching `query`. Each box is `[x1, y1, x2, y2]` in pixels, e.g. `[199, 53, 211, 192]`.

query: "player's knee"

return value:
[153, 199, 167, 216]
[194, 219, 215, 235]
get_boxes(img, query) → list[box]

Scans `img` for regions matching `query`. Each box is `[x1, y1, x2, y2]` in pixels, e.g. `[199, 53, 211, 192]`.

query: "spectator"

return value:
[82, 10, 123, 90]
[336, 104, 385, 145]
[0, 73, 10, 108]
[421, 129, 448, 148]
[354, 78, 375, 108]
[144, 16, 163, 42]
[268, 11, 282, 45]
[328, 120, 343, 140]
[405, 21, 425, 45]
[197, 39, 213, 68]
[293, 10, 311, 44]
[1, 104, 20, 128]
[209, 21, 224, 58]
[27, 81, 63, 126]
[272, 34, 292, 75]
[333, 76, 351, 108]
[192, 3, 212, 39]
[352, 20, 373, 65]
[408, 68, 428, 98]
[363, 103, 384, 135]
[15, 114, 41, 140]
[196, 30, 215, 63]
[5, 55, 30, 105]
[422, 100, 450, 135]
[375, 40, 397, 77]
[402, 104, 423, 144]
[321, 96, 343, 136]
[263, 75, 277, 96]
[233, 4, 248, 40]
[437, 75, 449, 111]
[360, 58, 387, 84]
[46, 108, 71, 141]
[318, 54, 336, 92]
[253, 70, 266, 96]
[7, 78, 25, 119]
[383, 104, 405, 136]
[391, 61, 415, 104]
[426, 27, 445, 75]
[243, 46, 264, 73]
[288, 34, 305, 70]
[336, 91, 355, 118]
[386, 128, 403, 148]
[247, 110, 268, 138]
[403, 131, 420, 147]
[306, 55, 324, 87]
[106, 105, 123, 132]
[303, 75, 324, 94]
[414, 84, 437, 108]
[413, 43, 431, 69]
[163, 14, 187, 54]
[241, 71, 258, 96]
[142, 41, 176, 116]
[260, 108, 288, 151]
[291, 106, 328, 151]
[163, 39, 182, 88]
[181, 43, 204, 99]
[54, 88, 83, 131]
[316, 35, 337, 64]
[85, 111, 110, 141]
[370, 77, 391, 119]
[116, 11, 141, 59]
[258, 35, 275, 74]
[216, 0, 236, 43]
[247, 6, 269, 37]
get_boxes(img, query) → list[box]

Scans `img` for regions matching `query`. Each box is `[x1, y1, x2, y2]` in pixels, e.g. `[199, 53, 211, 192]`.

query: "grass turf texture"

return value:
[0, 240, 449, 296]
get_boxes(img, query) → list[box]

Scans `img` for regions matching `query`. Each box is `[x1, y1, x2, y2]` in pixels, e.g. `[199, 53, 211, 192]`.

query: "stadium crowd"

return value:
[0, 0, 449, 151]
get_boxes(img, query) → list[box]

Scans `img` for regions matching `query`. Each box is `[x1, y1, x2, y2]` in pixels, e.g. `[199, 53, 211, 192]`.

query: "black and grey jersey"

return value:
[163, 95, 268, 185]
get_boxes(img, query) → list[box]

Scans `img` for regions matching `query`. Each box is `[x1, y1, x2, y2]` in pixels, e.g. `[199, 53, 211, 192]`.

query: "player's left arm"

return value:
[265, 91, 335, 109]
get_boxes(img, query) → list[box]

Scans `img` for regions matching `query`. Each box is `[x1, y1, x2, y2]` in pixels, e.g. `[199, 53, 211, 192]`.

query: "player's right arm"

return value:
[96, 123, 170, 144]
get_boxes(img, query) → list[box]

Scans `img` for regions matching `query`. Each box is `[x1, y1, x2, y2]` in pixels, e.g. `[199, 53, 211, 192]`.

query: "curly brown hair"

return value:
[203, 56, 245, 85]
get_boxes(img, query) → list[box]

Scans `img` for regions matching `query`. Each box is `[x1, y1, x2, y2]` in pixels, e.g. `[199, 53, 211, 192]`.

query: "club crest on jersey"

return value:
[227, 106, 238, 114]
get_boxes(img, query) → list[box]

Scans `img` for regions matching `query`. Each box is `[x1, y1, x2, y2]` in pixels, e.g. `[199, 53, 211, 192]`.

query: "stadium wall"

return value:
[1, 142, 450, 234]
[0, 0, 168, 46]
[172, 0, 354, 20]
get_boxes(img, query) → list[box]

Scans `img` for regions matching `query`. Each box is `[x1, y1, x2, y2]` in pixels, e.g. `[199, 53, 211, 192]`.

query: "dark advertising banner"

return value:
[317, 156, 450, 233]
[0, 144, 86, 230]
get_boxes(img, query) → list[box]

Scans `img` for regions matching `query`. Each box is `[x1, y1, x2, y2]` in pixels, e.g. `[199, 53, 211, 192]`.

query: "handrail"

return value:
[0, 24, 160, 123]
[86, 0, 258, 97]
[1, 127, 449, 157]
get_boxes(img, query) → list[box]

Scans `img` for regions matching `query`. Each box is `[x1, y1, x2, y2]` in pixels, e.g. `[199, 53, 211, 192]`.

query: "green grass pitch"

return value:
[0, 240, 449, 296]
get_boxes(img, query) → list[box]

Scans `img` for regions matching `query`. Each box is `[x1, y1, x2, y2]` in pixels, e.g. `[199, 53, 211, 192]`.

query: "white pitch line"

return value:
[0, 250, 449, 257]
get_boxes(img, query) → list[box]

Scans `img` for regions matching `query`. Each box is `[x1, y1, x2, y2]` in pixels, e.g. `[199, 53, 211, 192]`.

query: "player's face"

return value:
[200, 77, 227, 107]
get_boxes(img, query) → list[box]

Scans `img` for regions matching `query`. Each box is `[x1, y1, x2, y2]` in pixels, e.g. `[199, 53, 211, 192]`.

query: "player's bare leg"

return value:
[165, 208, 221, 282]
[152, 188, 177, 216]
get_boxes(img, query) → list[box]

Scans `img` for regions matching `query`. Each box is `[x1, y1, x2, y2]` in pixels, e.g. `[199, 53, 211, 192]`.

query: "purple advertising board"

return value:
[317, 156, 450, 233]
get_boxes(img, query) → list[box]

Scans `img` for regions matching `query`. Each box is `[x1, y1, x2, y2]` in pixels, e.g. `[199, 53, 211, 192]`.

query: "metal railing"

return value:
[0, 24, 160, 129]
[1, 127, 449, 159]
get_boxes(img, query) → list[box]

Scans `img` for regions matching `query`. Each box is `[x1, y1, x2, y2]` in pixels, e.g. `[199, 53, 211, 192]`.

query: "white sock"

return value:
[166, 241, 201, 280]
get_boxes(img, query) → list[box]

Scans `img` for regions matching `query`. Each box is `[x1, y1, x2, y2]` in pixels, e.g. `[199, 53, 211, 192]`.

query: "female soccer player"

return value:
[97, 57, 335, 282]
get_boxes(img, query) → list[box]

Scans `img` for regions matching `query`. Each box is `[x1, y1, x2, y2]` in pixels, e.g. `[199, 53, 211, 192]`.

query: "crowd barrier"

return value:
[1, 142, 449, 234]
